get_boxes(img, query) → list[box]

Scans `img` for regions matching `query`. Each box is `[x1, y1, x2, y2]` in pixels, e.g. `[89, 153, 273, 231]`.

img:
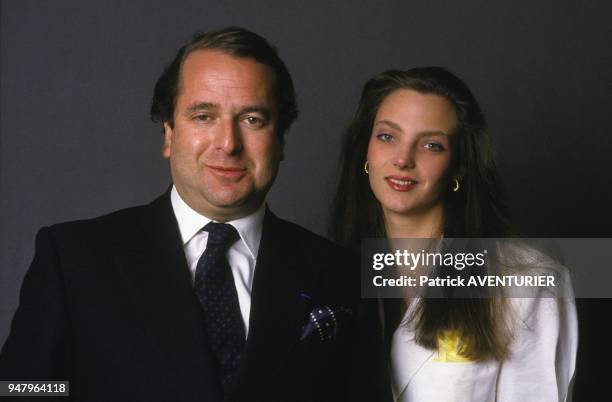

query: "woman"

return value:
[331, 67, 577, 401]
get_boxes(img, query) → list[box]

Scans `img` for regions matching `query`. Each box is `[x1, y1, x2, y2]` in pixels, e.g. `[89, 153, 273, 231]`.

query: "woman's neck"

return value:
[384, 204, 444, 239]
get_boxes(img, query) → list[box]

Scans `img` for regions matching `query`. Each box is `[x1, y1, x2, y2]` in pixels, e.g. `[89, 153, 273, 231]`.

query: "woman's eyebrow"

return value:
[374, 120, 450, 137]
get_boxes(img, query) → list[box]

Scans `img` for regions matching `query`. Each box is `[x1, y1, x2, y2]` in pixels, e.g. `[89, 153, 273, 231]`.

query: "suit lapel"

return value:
[231, 210, 322, 401]
[116, 190, 222, 401]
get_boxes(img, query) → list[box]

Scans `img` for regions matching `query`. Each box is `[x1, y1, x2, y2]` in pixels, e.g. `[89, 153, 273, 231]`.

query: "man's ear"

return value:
[162, 122, 173, 159]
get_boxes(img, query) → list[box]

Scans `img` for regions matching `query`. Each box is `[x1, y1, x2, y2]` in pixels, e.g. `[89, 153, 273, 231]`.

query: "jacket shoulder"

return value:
[49, 203, 149, 233]
[42, 194, 171, 252]
[271, 215, 354, 261]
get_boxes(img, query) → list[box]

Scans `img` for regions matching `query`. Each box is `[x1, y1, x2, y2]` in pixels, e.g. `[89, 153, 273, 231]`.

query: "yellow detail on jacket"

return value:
[432, 331, 472, 363]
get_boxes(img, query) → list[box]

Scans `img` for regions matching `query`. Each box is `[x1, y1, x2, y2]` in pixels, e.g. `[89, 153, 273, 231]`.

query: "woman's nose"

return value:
[393, 143, 416, 169]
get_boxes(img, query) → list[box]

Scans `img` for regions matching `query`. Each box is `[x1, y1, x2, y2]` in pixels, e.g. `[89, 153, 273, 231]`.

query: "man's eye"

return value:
[244, 116, 265, 128]
[194, 114, 212, 122]
[424, 142, 445, 151]
[376, 133, 393, 142]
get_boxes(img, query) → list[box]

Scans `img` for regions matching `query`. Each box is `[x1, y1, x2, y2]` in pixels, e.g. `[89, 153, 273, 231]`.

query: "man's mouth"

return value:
[206, 164, 247, 178]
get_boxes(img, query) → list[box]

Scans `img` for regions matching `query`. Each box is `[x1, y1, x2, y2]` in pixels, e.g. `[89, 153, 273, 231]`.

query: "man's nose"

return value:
[213, 118, 243, 154]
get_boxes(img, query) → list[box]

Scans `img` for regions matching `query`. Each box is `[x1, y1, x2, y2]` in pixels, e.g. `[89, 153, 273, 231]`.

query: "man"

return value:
[0, 27, 360, 402]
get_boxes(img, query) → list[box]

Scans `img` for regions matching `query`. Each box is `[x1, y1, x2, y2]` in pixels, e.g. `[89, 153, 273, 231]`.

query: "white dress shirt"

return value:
[170, 186, 264, 337]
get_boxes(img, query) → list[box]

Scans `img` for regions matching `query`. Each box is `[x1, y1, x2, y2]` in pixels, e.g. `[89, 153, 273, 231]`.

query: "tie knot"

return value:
[204, 222, 239, 249]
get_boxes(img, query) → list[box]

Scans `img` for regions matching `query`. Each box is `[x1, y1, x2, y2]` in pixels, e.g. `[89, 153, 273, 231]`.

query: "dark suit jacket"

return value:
[0, 191, 368, 402]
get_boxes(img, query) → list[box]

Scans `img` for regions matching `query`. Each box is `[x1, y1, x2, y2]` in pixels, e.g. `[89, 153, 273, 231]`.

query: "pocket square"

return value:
[300, 306, 352, 341]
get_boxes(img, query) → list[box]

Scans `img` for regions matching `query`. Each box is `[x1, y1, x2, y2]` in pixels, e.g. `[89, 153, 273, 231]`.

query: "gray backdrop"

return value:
[1, 0, 611, 396]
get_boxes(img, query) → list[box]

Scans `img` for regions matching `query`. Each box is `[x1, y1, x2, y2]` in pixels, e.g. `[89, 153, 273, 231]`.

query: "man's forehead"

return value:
[181, 50, 273, 86]
[177, 49, 276, 105]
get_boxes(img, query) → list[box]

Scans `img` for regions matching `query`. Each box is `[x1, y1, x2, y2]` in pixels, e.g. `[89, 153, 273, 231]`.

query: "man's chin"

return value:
[205, 191, 250, 209]
[205, 194, 264, 219]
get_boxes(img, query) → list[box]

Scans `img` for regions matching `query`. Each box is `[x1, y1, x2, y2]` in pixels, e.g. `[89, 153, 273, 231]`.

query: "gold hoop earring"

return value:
[452, 178, 460, 192]
[364, 161, 369, 174]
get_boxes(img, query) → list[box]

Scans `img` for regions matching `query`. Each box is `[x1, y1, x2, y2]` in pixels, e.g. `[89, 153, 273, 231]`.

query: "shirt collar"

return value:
[170, 185, 264, 260]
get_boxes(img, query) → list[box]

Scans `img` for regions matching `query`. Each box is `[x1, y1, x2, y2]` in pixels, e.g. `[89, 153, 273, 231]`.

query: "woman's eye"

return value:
[424, 142, 445, 151]
[376, 133, 394, 142]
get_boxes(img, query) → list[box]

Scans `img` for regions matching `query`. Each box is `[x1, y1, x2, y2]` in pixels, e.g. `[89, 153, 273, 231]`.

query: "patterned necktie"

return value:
[194, 222, 245, 395]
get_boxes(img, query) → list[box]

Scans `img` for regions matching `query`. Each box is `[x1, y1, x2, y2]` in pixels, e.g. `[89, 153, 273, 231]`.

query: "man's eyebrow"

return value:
[183, 103, 272, 118]
[374, 120, 450, 136]
[239, 106, 272, 119]
[184, 102, 218, 114]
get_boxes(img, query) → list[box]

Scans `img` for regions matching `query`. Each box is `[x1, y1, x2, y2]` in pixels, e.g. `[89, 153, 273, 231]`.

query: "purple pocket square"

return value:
[300, 306, 352, 341]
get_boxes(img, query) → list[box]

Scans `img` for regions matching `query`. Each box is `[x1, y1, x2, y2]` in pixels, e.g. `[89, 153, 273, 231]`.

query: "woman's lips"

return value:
[385, 177, 418, 192]
[206, 164, 247, 179]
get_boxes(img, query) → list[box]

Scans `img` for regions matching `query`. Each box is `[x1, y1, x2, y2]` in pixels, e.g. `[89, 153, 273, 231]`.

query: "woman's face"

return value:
[367, 89, 458, 220]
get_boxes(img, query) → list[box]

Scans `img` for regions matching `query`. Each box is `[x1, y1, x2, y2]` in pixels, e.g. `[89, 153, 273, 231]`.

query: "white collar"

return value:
[170, 185, 265, 260]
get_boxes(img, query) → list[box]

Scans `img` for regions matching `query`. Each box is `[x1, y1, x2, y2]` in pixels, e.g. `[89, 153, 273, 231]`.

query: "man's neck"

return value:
[170, 185, 266, 256]
[174, 185, 263, 222]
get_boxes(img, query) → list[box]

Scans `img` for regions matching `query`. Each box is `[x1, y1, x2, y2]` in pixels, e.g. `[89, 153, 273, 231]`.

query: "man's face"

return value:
[163, 49, 282, 221]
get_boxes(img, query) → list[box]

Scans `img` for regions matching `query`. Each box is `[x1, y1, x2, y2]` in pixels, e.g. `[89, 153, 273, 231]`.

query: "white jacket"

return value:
[391, 243, 578, 402]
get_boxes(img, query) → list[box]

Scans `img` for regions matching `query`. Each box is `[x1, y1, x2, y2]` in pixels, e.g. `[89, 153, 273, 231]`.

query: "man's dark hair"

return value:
[150, 27, 298, 142]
